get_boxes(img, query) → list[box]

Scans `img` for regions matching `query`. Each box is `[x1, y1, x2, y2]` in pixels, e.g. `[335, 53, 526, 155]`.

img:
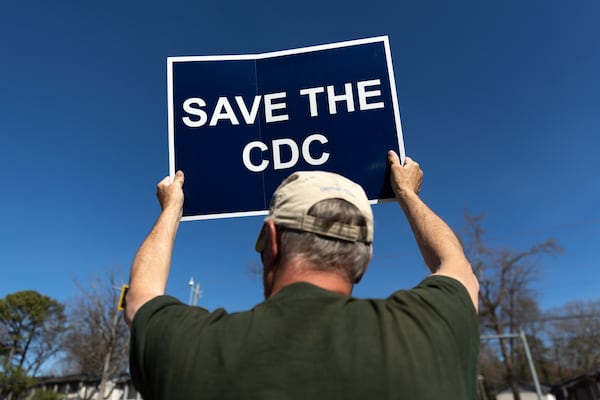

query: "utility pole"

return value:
[188, 277, 202, 306]
[188, 277, 195, 305]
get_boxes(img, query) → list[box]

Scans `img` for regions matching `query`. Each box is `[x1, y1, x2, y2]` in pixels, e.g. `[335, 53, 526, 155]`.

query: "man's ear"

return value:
[262, 220, 279, 267]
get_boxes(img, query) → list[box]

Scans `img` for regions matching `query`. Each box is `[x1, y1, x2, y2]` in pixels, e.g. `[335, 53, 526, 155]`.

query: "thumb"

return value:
[387, 150, 400, 166]
[173, 170, 184, 186]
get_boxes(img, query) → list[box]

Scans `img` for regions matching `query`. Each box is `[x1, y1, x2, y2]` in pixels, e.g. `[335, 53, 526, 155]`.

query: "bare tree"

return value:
[462, 213, 561, 400]
[62, 271, 129, 400]
[545, 299, 600, 377]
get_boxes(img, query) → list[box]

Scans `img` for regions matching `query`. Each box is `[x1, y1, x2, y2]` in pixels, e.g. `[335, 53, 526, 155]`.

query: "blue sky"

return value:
[1, 0, 598, 314]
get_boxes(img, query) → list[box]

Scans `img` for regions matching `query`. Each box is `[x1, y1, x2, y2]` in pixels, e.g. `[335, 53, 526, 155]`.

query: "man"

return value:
[125, 150, 479, 400]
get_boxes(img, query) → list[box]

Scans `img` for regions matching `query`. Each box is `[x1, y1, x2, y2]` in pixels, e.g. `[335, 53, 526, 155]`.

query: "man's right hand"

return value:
[387, 151, 423, 199]
[156, 170, 184, 215]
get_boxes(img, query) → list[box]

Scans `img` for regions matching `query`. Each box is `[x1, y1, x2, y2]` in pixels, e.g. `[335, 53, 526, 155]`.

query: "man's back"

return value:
[130, 276, 478, 400]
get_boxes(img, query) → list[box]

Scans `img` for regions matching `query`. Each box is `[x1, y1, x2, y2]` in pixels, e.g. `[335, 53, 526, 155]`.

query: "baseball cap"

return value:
[255, 171, 374, 252]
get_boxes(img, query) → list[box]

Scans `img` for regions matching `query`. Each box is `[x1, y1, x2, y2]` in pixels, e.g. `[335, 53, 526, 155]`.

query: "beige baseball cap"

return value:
[255, 171, 374, 252]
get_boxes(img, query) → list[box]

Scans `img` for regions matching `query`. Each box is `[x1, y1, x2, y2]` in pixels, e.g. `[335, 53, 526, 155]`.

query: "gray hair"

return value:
[277, 198, 372, 283]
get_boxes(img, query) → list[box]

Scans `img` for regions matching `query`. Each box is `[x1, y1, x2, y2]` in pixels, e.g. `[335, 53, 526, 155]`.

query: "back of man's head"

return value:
[255, 171, 374, 283]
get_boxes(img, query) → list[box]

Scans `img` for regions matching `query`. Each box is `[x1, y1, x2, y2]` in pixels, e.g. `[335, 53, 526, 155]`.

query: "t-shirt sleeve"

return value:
[394, 275, 477, 316]
[386, 275, 479, 384]
[388, 274, 478, 335]
[129, 295, 209, 400]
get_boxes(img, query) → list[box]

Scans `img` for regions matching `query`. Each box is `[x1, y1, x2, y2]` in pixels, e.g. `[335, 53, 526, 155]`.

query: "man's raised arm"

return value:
[124, 171, 185, 326]
[387, 151, 479, 310]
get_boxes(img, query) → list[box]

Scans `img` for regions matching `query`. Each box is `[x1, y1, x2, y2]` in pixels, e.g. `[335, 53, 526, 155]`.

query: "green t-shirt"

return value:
[130, 275, 479, 400]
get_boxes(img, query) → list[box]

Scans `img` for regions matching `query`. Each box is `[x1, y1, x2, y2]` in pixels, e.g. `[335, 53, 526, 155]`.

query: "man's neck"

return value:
[267, 265, 352, 299]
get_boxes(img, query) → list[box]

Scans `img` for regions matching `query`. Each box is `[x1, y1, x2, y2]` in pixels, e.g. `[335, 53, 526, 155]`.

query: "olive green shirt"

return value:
[130, 275, 479, 400]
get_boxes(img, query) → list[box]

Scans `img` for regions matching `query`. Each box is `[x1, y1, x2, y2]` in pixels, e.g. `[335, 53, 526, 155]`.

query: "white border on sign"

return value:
[167, 36, 404, 221]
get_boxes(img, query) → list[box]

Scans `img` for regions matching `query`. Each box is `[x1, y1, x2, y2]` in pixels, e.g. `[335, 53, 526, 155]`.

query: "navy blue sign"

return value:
[167, 36, 405, 220]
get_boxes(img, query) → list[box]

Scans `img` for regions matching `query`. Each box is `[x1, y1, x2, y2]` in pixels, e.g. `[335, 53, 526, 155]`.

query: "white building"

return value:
[28, 373, 141, 400]
[496, 382, 556, 400]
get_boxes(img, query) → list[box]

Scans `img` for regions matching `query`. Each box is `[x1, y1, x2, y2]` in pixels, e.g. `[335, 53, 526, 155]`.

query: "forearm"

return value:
[396, 191, 466, 273]
[125, 207, 181, 325]
[397, 190, 479, 311]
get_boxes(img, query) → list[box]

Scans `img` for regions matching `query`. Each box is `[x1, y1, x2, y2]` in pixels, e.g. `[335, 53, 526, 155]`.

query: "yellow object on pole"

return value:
[117, 284, 129, 311]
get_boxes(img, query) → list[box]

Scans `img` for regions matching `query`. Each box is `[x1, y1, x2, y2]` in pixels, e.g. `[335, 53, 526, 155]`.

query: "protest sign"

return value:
[167, 36, 405, 220]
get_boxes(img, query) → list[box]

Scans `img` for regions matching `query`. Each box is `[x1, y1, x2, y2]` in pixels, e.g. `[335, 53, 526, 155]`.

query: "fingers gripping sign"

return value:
[157, 171, 185, 214]
[387, 151, 423, 198]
